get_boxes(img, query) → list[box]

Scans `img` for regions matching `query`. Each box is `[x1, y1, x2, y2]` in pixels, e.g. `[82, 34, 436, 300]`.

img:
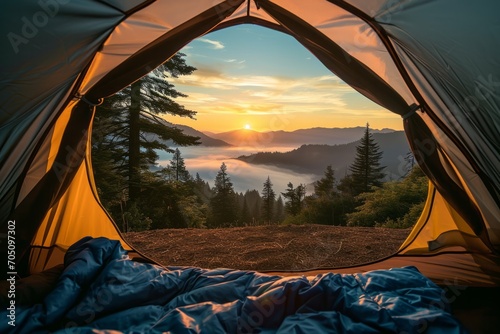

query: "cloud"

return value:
[198, 38, 225, 50]
[224, 59, 246, 64]
[169, 66, 385, 119]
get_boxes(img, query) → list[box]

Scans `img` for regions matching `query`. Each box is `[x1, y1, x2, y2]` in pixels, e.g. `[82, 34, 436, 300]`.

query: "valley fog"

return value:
[157, 146, 318, 194]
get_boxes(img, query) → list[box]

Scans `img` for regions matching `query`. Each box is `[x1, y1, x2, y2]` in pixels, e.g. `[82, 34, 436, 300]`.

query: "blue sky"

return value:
[166, 24, 403, 133]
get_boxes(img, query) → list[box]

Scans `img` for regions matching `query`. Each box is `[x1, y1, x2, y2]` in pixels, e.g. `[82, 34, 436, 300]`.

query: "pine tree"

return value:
[94, 53, 200, 206]
[281, 182, 306, 216]
[169, 148, 191, 182]
[349, 123, 386, 195]
[314, 165, 336, 198]
[261, 176, 276, 224]
[294, 165, 340, 226]
[209, 163, 238, 227]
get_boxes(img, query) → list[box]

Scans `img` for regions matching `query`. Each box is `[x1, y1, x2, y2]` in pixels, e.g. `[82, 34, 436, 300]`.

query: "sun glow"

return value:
[244, 124, 251, 130]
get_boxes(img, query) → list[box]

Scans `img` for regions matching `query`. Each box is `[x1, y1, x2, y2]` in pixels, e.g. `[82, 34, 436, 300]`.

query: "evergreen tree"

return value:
[349, 123, 386, 195]
[294, 165, 343, 225]
[347, 166, 427, 227]
[314, 165, 336, 198]
[169, 148, 191, 182]
[209, 163, 238, 227]
[281, 182, 306, 216]
[92, 53, 202, 230]
[94, 53, 200, 206]
[261, 176, 276, 224]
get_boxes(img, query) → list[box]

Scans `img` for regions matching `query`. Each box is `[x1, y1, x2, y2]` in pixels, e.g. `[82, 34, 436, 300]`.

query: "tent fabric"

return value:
[0, 0, 499, 288]
[0, 237, 467, 333]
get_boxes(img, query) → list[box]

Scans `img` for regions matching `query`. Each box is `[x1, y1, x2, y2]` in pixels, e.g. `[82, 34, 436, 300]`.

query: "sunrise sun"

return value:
[244, 124, 251, 130]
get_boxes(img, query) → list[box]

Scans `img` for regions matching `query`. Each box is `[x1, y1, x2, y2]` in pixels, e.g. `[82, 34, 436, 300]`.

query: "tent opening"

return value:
[91, 24, 420, 271]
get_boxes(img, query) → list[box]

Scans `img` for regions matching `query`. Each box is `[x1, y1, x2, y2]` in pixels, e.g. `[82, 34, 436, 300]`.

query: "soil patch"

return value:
[124, 225, 411, 271]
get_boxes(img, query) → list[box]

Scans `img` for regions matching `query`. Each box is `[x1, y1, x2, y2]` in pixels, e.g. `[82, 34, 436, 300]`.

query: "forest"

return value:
[91, 54, 428, 232]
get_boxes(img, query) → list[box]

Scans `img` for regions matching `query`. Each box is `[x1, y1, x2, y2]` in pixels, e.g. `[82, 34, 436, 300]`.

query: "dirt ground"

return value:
[124, 225, 411, 271]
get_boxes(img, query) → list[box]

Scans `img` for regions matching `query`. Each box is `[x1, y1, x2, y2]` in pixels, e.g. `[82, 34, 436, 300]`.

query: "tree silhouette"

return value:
[314, 165, 336, 198]
[261, 176, 276, 224]
[94, 53, 200, 206]
[209, 163, 238, 227]
[92, 54, 200, 230]
[282, 182, 306, 216]
[169, 148, 191, 182]
[349, 123, 385, 195]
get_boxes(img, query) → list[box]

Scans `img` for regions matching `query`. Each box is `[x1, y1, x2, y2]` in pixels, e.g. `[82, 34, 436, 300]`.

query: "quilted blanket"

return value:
[0, 237, 466, 333]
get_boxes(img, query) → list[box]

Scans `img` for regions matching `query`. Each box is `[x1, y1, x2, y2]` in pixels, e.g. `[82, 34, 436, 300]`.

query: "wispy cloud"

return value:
[198, 38, 225, 49]
[167, 64, 399, 131]
[224, 59, 246, 64]
[171, 68, 349, 91]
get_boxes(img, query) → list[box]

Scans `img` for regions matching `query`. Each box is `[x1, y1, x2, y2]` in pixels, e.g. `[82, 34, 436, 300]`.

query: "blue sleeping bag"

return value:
[1, 237, 467, 333]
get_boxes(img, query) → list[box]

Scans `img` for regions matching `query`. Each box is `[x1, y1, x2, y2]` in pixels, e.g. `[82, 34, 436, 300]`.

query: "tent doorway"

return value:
[91, 24, 419, 271]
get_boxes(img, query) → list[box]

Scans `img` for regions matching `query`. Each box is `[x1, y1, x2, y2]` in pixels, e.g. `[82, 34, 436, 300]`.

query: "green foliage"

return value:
[281, 182, 306, 216]
[261, 176, 276, 224]
[349, 123, 385, 196]
[167, 148, 191, 182]
[284, 165, 354, 226]
[93, 54, 199, 197]
[282, 214, 307, 225]
[299, 196, 348, 226]
[178, 195, 208, 228]
[347, 167, 428, 227]
[92, 53, 202, 231]
[380, 202, 425, 229]
[208, 163, 239, 227]
[314, 165, 336, 198]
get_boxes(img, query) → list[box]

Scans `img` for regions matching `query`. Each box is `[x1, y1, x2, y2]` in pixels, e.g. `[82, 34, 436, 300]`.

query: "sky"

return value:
[164, 24, 403, 133]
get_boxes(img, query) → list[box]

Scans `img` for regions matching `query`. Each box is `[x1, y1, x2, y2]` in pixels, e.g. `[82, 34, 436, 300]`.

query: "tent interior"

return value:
[1, 0, 500, 332]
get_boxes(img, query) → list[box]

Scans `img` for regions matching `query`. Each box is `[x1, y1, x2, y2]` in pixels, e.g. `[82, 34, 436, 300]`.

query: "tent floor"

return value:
[449, 286, 500, 333]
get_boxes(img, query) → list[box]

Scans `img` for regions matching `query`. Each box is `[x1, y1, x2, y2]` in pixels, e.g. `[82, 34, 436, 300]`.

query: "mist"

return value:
[157, 146, 319, 194]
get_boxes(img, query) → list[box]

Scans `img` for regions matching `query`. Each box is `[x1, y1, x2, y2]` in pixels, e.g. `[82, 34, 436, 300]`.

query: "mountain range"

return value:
[208, 127, 396, 147]
[157, 121, 411, 180]
[236, 131, 411, 180]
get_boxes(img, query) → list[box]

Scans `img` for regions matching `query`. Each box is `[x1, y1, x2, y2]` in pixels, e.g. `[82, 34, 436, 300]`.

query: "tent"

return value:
[1, 0, 499, 291]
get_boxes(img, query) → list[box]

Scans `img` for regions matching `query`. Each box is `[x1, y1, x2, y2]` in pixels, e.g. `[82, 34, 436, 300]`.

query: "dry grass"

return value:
[124, 225, 411, 271]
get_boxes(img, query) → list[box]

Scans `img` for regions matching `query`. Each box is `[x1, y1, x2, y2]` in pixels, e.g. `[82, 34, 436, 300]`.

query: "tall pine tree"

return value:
[261, 176, 276, 224]
[349, 123, 385, 195]
[92, 53, 201, 230]
[209, 163, 238, 227]
[93, 53, 200, 206]
[168, 148, 191, 182]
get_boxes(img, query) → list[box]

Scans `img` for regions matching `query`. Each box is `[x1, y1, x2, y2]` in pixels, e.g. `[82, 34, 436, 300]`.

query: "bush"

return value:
[347, 167, 427, 227]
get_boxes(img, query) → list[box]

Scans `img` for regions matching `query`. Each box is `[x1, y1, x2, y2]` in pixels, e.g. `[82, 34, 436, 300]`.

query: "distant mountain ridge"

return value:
[154, 122, 401, 149]
[210, 126, 396, 147]
[237, 131, 410, 180]
[172, 123, 231, 147]
[148, 119, 231, 147]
